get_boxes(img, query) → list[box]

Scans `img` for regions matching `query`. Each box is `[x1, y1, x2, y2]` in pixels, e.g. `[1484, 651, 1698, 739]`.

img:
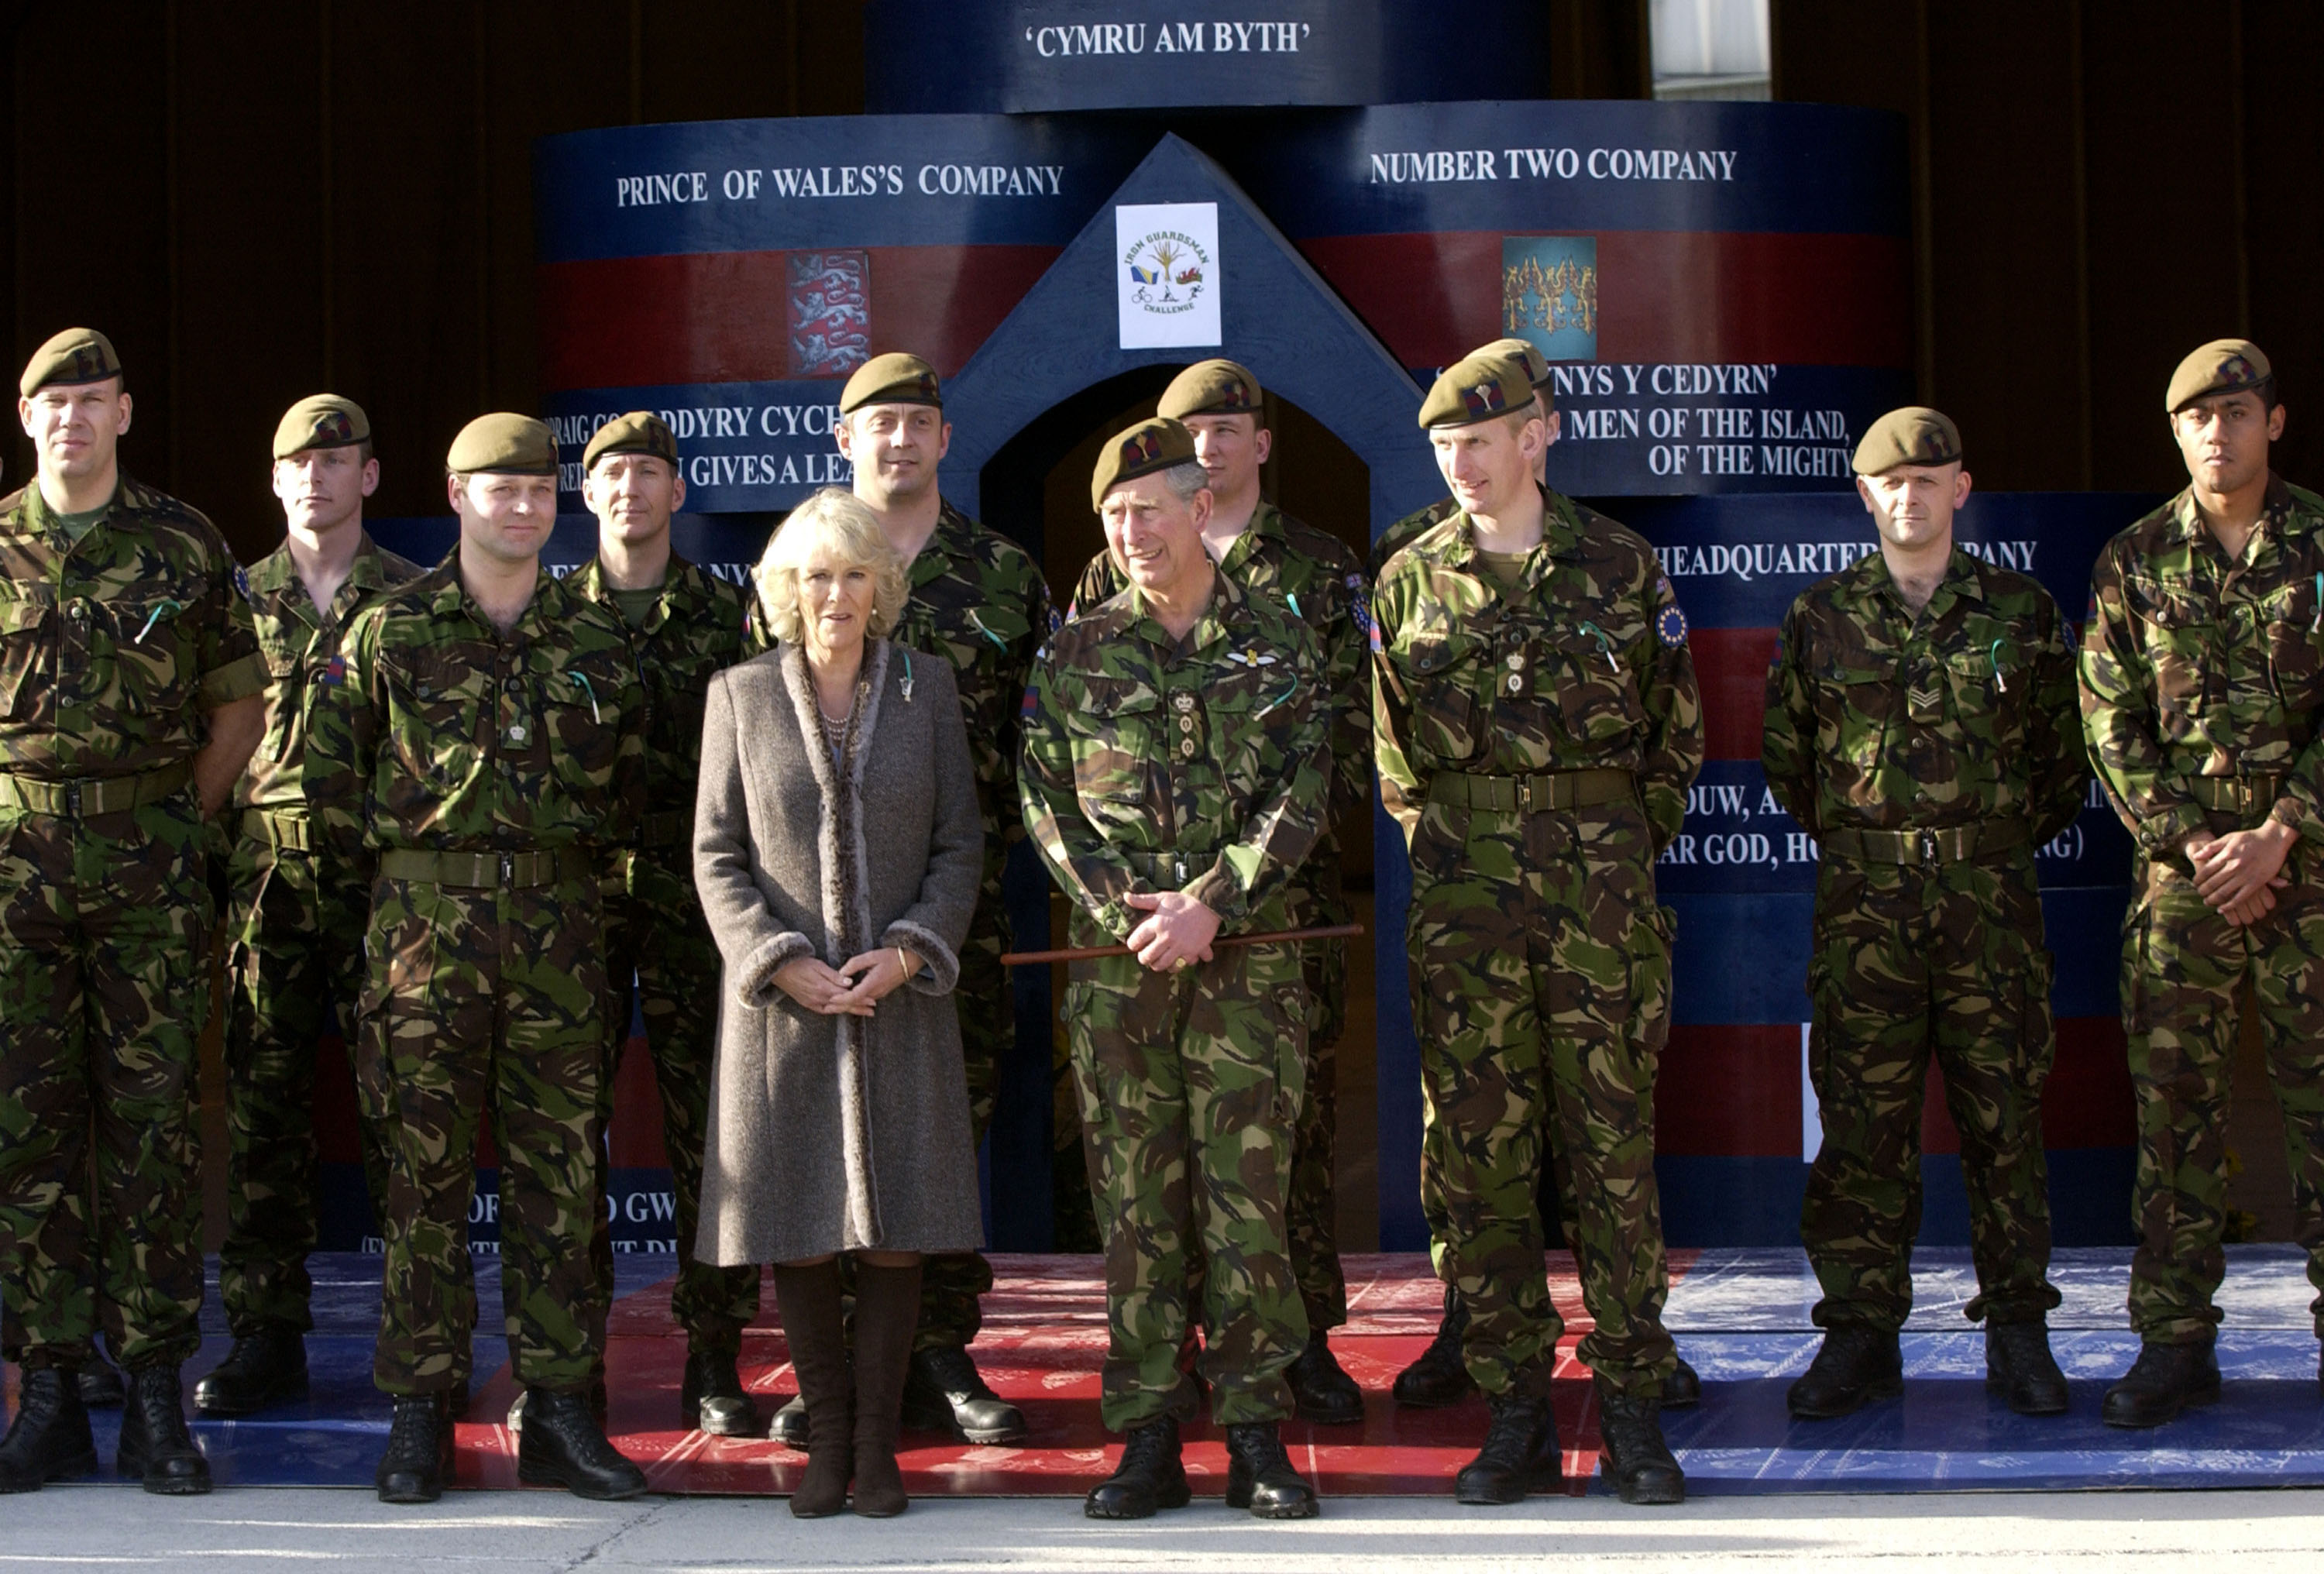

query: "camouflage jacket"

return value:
[1763, 546, 2086, 846]
[0, 474, 264, 785]
[566, 552, 748, 853]
[1371, 486, 1702, 851]
[340, 561, 647, 854]
[2081, 474, 2324, 854]
[1069, 500, 1372, 827]
[1370, 495, 1456, 577]
[751, 500, 1050, 867]
[235, 532, 426, 837]
[1021, 570, 1332, 942]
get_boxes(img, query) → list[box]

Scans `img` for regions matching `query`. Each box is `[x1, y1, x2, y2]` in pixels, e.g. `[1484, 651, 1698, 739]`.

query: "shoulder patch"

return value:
[1048, 606, 1064, 636]
[2061, 619, 2079, 658]
[234, 564, 253, 603]
[1656, 602, 1689, 648]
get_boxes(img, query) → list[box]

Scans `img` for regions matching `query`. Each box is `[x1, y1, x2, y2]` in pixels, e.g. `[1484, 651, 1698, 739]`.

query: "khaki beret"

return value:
[20, 328, 122, 397]
[445, 412, 558, 476]
[1418, 352, 1535, 430]
[840, 352, 942, 414]
[2166, 339, 2272, 414]
[582, 410, 679, 473]
[1090, 418, 1199, 510]
[1157, 359, 1263, 421]
[1483, 337, 1558, 402]
[1852, 407, 1962, 476]
[273, 394, 370, 460]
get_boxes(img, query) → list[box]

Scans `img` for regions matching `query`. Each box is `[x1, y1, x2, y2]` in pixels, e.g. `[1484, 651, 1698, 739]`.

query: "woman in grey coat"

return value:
[693, 486, 984, 1518]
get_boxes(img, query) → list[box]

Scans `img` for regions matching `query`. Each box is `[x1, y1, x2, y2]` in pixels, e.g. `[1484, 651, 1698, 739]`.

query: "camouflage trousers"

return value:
[1801, 854, 2061, 1332]
[1406, 800, 1677, 1398]
[1065, 937, 1308, 1431]
[591, 851, 760, 1359]
[0, 792, 211, 1372]
[361, 871, 607, 1395]
[2121, 853, 2324, 1342]
[217, 823, 395, 1336]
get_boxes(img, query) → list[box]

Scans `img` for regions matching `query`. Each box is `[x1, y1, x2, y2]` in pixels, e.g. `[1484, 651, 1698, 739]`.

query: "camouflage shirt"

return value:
[2081, 474, 2324, 854]
[1371, 486, 1702, 851]
[1370, 496, 1456, 577]
[0, 474, 265, 785]
[1763, 546, 2085, 844]
[752, 500, 1050, 865]
[341, 562, 647, 854]
[1070, 500, 1372, 830]
[235, 531, 426, 830]
[1021, 570, 1332, 942]
[567, 553, 748, 848]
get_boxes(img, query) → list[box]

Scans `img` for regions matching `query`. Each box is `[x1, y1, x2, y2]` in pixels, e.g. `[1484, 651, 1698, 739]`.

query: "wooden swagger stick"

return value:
[1002, 923, 1364, 967]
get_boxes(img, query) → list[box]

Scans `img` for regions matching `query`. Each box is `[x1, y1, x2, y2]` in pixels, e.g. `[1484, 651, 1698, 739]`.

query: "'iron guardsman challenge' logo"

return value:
[1501, 235, 1599, 362]
[1122, 226, 1210, 319]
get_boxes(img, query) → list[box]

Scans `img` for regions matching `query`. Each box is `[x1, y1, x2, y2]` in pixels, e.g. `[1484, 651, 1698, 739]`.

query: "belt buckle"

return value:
[1516, 776, 1535, 813]
[499, 851, 514, 887]
[1174, 855, 1187, 885]
[64, 782, 80, 816]
[1919, 829, 1939, 864]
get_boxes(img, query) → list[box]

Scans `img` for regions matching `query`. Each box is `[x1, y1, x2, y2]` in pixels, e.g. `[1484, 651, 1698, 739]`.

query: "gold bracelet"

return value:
[896, 947, 909, 979]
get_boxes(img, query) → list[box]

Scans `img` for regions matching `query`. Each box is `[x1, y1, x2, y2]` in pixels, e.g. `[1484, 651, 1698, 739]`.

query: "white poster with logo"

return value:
[1116, 202, 1220, 349]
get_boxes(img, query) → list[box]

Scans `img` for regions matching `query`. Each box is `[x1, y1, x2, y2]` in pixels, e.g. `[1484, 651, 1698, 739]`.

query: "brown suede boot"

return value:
[849, 1259, 923, 1517]
[771, 1260, 852, 1518]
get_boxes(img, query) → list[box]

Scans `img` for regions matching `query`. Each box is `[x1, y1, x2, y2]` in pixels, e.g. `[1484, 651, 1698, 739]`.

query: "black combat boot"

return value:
[1662, 1356, 1703, 1408]
[194, 1326, 310, 1417]
[374, 1394, 455, 1504]
[1985, 1319, 2069, 1416]
[1786, 1324, 1903, 1418]
[115, 1365, 211, 1495]
[901, 1345, 1027, 1443]
[0, 1368, 97, 1493]
[1392, 1284, 1476, 1407]
[2101, 1340, 2220, 1428]
[1453, 1393, 1559, 1505]
[1223, 1420, 1318, 1518]
[1084, 1414, 1190, 1519]
[78, 1349, 125, 1410]
[514, 1389, 647, 1500]
[1286, 1329, 1365, 1425]
[1596, 1383, 1684, 1505]
[768, 1393, 811, 1447]
[681, 1349, 757, 1437]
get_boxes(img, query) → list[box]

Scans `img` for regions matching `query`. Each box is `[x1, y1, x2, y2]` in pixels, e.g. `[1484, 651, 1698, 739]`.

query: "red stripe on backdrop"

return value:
[536, 246, 1061, 391]
[1690, 625, 1779, 761]
[1658, 1023, 1803, 1157]
[1921, 1015, 2132, 1155]
[1297, 230, 1910, 372]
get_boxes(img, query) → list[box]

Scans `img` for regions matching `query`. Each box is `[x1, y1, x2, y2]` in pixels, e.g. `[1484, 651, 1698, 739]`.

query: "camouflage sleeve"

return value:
[1067, 549, 1119, 623]
[1018, 652, 1150, 941]
[2078, 543, 2208, 853]
[1324, 574, 1374, 821]
[2027, 592, 2092, 846]
[606, 658, 651, 849]
[1182, 640, 1332, 932]
[1636, 570, 1703, 853]
[1759, 598, 1819, 834]
[341, 606, 387, 850]
[198, 552, 266, 709]
[985, 564, 1052, 849]
[1370, 575, 1425, 843]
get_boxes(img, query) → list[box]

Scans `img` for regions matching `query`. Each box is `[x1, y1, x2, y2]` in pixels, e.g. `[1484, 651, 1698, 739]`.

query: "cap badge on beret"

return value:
[1122, 429, 1162, 469]
[1462, 380, 1510, 420]
[2165, 339, 2273, 414]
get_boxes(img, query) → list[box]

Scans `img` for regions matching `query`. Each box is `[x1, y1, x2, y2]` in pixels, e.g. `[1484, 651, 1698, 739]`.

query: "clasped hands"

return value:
[1124, 889, 1222, 973]
[2183, 820, 2296, 926]
[771, 947, 920, 1016]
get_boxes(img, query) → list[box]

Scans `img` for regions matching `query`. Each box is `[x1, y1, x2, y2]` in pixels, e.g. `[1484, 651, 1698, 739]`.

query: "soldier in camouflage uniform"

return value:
[1024, 418, 1330, 1522]
[1065, 359, 1368, 1424]
[194, 396, 425, 1421]
[343, 414, 649, 1505]
[566, 411, 761, 1437]
[1373, 352, 1700, 1507]
[753, 354, 1048, 1447]
[1762, 407, 2085, 1421]
[0, 329, 267, 1496]
[2081, 339, 2324, 1424]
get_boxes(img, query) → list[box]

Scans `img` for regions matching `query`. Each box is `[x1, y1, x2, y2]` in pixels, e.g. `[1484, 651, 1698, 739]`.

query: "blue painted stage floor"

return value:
[3, 1246, 2317, 1497]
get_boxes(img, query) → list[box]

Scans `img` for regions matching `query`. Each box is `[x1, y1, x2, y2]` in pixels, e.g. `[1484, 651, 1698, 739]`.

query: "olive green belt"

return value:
[1124, 847, 1221, 887]
[1426, 768, 1635, 814]
[0, 760, 193, 817]
[377, 846, 592, 889]
[2186, 774, 2282, 813]
[1820, 820, 2030, 866]
[242, 807, 314, 852]
[638, 809, 687, 849]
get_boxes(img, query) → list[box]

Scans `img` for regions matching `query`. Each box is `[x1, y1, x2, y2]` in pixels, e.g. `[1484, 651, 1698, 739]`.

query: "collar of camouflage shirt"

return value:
[2164, 470, 2297, 549]
[1129, 565, 1250, 655]
[1435, 483, 1580, 573]
[574, 550, 699, 633]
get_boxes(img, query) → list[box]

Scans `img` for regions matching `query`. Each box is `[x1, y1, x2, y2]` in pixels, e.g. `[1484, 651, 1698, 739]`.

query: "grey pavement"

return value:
[0, 1487, 2319, 1572]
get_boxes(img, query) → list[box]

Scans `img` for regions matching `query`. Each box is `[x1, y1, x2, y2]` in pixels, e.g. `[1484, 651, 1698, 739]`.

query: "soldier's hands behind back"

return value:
[1123, 890, 1221, 973]
[771, 956, 874, 1016]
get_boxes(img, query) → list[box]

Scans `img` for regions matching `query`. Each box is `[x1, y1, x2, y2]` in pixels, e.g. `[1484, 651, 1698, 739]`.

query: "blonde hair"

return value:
[752, 486, 909, 646]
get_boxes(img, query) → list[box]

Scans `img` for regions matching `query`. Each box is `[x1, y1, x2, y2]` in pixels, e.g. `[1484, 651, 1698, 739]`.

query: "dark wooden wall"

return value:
[5, 2, 2316, 565]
